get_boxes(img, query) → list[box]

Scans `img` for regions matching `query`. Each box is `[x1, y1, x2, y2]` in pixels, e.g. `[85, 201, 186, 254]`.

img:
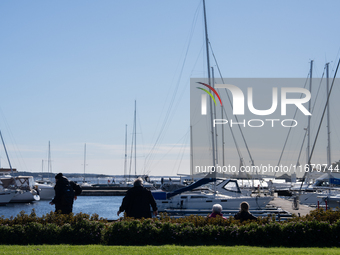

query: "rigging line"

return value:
[311, 68, 325, 114]
[128, 107, 136, 178]
[277, 66, 325, 176]
[275, 73, 310, 175]
[145, 128, 190, 176]
[144, 5, 200, 172]
[300, 56, 340, 190]
[150, 2, 201, 146]
[177, 134, 190, 175]
[0, 107, 29, 171]
[221, 104, 245, 166]
[209, 41, 255, 166]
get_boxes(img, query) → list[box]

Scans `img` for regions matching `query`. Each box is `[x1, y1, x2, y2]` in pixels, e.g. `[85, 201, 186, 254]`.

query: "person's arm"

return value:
[117, 192, 130, 216]
[148, 190, 158, 216]
[51, 184, 62, 204]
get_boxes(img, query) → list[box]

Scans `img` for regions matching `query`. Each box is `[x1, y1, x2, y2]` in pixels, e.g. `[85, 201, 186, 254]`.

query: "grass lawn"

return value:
[0, 245, 340, 254]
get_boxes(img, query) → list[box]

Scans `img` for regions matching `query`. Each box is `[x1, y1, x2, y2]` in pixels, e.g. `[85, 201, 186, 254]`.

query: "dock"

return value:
[269, 197, 313, 217]
[79, 186, 128, 196]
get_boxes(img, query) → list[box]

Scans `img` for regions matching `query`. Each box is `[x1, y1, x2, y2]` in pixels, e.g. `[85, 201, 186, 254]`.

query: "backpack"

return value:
[70, 181, 82, 196]
[62, 184, 75, 206]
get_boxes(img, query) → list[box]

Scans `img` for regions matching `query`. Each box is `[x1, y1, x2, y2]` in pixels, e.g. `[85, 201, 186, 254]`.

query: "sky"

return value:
[0, 0, 340, 177]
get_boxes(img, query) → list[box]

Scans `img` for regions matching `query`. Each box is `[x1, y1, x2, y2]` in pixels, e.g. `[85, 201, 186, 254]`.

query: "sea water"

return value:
[0, 196, 123, 220]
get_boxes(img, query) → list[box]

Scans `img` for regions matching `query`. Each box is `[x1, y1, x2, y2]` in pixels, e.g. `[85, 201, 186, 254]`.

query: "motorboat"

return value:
[152, 176, 273, 212]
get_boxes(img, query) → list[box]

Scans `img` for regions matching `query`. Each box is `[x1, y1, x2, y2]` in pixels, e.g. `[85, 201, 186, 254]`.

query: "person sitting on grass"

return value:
[234, 201, 257, 222]
[209, 204, 226, 219]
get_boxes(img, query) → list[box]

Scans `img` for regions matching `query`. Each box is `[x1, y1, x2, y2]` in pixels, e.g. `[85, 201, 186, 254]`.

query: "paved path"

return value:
[269, 197, 313, 216]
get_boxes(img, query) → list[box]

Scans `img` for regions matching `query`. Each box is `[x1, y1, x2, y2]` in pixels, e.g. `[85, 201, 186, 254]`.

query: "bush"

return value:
[1, 208, 340, 246]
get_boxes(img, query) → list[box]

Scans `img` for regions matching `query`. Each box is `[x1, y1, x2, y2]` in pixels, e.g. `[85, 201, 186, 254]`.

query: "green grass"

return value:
[0, 245, 340, 255]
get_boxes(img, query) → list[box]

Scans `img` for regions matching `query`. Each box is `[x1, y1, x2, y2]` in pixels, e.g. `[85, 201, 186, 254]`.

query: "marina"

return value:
[0, 194, 316, 222]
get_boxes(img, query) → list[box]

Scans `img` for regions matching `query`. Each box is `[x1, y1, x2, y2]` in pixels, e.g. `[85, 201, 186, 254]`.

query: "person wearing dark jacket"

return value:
[234, 201, 257, 222]
[117, 178, 158, 219]
[49, 173, 80, 214]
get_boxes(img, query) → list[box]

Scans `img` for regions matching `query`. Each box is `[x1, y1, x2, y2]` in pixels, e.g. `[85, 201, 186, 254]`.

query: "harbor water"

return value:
[0, 196, 124, 221]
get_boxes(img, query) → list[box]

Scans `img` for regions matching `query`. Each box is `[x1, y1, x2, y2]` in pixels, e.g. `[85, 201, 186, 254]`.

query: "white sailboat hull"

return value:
[0, 190, 17, 205]
[10, 190, 38, 203]
[35, 183, 55, 200]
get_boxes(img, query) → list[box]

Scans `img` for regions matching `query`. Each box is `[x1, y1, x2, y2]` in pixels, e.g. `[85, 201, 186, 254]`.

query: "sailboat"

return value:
[151, 0, 272, 213]
[34, 141, 55, 200]
[0, 130, 39, 202]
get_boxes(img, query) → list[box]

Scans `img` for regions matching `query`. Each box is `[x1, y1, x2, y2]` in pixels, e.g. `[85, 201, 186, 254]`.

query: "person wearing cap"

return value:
[117, 177, 158, 219]
[49, 173, 80, 214]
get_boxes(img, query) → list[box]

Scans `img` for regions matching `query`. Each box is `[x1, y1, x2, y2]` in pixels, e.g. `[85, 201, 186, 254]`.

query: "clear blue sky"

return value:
[0, 0, 339, 177]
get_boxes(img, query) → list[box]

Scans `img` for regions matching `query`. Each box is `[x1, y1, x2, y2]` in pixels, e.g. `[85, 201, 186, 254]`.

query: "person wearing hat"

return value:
[49, 173, 81, 214]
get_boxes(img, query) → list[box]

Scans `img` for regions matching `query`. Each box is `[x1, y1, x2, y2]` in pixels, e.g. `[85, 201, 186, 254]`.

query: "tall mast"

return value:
[48, 141, 52, 180]
[124, 124, 128, 181]
[190, 125, 193, 176]
[134, 100, 137, 176]
[307, 60, 313, 164]
[203, 0, 216, 169]
[326, 62, 331, 167]
[0, 130, 13, 175]
[83, 143, 86, 182]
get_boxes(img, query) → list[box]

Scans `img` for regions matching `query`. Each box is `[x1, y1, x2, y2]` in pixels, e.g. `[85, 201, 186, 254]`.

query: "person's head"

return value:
[133, 177, 143, 187]
[212, 204, 223, 214]
[240, 201, 249, 212]
[55, 173, 63, 182]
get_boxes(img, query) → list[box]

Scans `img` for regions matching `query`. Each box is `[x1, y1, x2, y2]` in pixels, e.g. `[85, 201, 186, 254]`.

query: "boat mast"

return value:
[0, 130, 14, 175]
[307, 60, 313, 166]
[212, 67, 218, 166]
[124, 124, 128, 182]
[190, 125, 193, 176]
[326, 62, 331, 167]
[134, 100, 137, 176]
[48, 141, 52, 180]
[83, 143, 86, 182]
[203, 0, 216, 169]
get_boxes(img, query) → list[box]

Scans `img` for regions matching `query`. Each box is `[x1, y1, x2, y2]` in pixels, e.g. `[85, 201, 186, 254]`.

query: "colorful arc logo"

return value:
[196, 82, 222, 106]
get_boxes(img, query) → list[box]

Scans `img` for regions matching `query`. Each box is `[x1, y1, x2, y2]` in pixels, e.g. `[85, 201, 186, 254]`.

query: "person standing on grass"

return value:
[117, 177, 158, 219]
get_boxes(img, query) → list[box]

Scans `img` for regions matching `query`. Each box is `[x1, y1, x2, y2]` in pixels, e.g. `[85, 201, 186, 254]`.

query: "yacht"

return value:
[152, 177, 272, 212]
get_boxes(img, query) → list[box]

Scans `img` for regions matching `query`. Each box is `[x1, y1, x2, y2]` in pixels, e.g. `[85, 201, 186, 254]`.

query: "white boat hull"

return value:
[0, 190, 17, 205]
[10, 190, 38, 203]
[154, 191, 272, 212]
[36, 183, 55, 200]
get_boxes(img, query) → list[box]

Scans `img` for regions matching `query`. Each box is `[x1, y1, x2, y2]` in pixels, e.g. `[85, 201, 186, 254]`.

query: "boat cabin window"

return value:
[222, 180, 241, 193]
